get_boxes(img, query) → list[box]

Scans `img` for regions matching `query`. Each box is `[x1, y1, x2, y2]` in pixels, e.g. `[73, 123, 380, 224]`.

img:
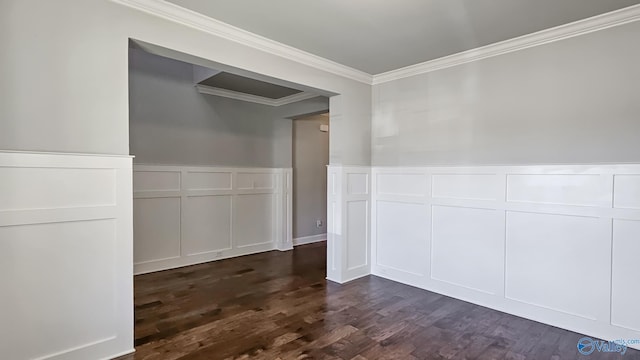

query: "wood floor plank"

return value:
[116, 242, 638, 360]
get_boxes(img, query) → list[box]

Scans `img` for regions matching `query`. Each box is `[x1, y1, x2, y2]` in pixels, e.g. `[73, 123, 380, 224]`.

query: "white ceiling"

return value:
[166, 0, 640, 74]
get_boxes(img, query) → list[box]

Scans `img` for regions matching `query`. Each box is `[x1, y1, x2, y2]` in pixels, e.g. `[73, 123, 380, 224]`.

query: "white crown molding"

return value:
[372, 4, 640, 85]
[111, 0, 373, 84]
[114, 0, 640, 87]
[196, 84, 319, 106]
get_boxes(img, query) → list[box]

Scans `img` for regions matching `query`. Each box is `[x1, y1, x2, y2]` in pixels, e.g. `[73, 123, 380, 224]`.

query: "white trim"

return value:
[372, 4, 640, 84]
[293, 233, 327, 246]
[196, 84, 319, 106]
[111, 0, 372, 84]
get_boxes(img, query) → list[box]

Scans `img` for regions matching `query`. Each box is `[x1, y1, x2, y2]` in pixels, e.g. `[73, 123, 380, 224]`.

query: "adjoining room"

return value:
[129, 46, 331, 275]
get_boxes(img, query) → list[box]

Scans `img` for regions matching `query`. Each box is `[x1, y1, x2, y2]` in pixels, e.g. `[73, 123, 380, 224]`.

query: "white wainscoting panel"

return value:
[133, 165, 291, 274]
[376, 173, 427, 197]
[237, 172, 275, 190]
[611, 219, 640, 332]
[0, 167, 116, 211]
[614, 175, 640, 210]
[234, 194, 275, 248]
[347, 173, 369, 195]
[506, 174, 609, 207]
[278, 168, 293, 251]
[133, 197, 181, 264]
[371, 164, 640, 350]
[505, 211, 610, 321]
[327, 166, 370, 283]
[0, 151, 133, 360]
[0, 220, 117, 359]
[326, 166, 342, 281]
[133, 170, 180, 192]
[185, 171, 232, 190]
[183, 195, 232, 255]
[375, 201, 428, 279]
[432, 174, 498, 201]
[431, 205, 504, 295]
[346, 200, 368, 270]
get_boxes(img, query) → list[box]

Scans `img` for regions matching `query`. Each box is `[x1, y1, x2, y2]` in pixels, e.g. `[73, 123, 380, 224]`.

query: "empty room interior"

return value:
[2, 1, 640, 359]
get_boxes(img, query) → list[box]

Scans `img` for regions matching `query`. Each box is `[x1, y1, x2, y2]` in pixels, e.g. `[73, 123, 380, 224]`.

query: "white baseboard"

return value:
[134, 243, 276, 275]
[101, 348, 135, 360]
[327, 270, 370, 285]
[293, 233, 327, 246]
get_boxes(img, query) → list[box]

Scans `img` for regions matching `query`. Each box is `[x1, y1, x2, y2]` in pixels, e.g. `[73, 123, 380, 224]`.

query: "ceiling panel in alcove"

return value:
[199, 72, 303, 99]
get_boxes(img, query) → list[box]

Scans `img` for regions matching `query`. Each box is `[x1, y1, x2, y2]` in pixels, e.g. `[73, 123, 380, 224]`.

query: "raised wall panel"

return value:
[133, 170, 180, 192]
[0, 220, 117, 360]
[431, 205, 503, 294]
[376, 173, 427, 197]
[506, 174, 605, 206]
[346, 200, 368, 269]
[183, 196, 232, 255]
[234, 194, 274, 247]
[0, 167, 116, 211]
[185, 171, 232, 190]
[133, 197, 181, 263]
[612, 219, 640, 331]
[505, 211, 609, 320]
[432, 174, 497, 201]
[614, 175, 640, 209]
[347, 173, 369, 195]
[237, 172, 275, 190]
[376, 201, 427, 276]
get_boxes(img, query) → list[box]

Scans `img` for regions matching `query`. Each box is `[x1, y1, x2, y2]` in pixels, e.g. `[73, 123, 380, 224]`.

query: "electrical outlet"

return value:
[316, 220, 323, 228]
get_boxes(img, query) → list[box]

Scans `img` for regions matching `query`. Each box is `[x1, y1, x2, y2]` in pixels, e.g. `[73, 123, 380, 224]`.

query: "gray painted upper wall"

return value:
[129, 49, 328, 167]
[372, 21, 640, 166]
[0, 0, 371, 166]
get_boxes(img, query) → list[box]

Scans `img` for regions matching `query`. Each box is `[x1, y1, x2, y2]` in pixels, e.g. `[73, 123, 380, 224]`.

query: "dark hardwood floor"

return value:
[118, 242, 637, 359]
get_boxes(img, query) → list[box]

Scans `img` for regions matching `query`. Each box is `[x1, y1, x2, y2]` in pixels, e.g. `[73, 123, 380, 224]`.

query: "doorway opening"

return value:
[127, 40, 335, 351]
[292, 112, 330, 247]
